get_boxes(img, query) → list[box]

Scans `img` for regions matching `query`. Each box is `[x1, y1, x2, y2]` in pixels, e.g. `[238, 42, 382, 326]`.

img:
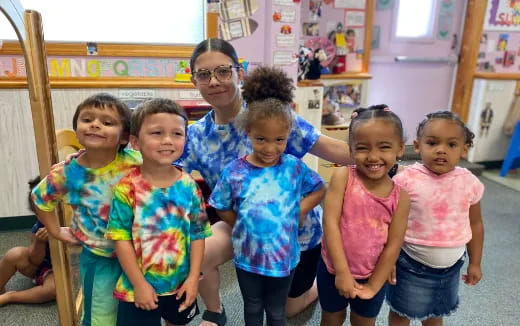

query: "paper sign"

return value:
[273, 51, 294, 66]
[281, 9, 296, 22]
[229, 21, 244, 38]
[277, 33, 296, 47]
[178, 90, 204, 100]
[119, 89, 155, 98]
[335, 0, 365, 9]
[274, 0, 294, 6]
[345, 10, 365, 27]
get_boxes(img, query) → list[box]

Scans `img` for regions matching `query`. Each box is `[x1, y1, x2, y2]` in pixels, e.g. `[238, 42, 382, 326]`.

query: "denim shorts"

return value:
[386, 250, 465, 320]
[317, 258, 387, 318]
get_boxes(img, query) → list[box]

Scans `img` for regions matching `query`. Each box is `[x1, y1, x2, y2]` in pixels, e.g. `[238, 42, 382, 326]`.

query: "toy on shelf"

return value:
[174, 60, 191, 82]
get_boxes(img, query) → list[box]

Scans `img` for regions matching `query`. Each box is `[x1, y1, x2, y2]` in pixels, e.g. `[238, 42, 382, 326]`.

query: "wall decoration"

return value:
[303, 22, 320, 36]
[0, 55, 179, 78]
[437, 14, 453, 40]
[322, 82, 363, 125]
[479, 102, 494, 137]
[504, 50, 516, 67]
[281, 8, 297, 22]
[219, 0, 259, 41]
[277, 33, 297, 47]
[484, 0, 520, 31]
[280, 24, 293, 34]
[345, 9, 365, 28]
[376, 0, 392, 11]
[273, 51, 295, 65]
[371, 25, 381, 49]
[309, 0, 323, 21]
[220, 0, 258, 20]
[220, 18, 259, 40]
[334, 0, 365, 9]
[274, 0, 295, 6]
[440, 0, 454, 13]
[498, 33, 509, 50]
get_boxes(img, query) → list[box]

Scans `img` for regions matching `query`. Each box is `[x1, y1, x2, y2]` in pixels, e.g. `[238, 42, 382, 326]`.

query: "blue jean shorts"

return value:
[386, 250, 465, 320]
[317, 258, 387, 318]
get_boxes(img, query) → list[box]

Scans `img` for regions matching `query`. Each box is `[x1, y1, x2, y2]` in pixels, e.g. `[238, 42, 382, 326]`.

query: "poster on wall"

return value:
[322, 82, 363, 125]
[334, 0, 365, 9]
[484, 0, 520, 31]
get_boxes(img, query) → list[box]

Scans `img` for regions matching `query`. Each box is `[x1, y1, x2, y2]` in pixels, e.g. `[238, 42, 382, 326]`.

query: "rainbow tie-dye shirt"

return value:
[209, 154, 324, 277]
[105, 166, 212, 302]
[178, 109, 323, 251]
[31, 149, 142, 257]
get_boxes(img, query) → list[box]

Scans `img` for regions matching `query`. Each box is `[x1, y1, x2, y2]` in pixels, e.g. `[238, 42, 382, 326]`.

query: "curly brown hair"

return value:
[241, 66, 295, 105]
[236, 66, 295, 132]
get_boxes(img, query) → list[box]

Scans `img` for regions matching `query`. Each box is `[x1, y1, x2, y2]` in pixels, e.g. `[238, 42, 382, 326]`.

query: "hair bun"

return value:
[242, 66, 295, 104]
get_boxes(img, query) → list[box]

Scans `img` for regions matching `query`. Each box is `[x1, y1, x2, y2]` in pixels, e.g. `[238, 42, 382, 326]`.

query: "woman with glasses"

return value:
[180, 38, 352, 326]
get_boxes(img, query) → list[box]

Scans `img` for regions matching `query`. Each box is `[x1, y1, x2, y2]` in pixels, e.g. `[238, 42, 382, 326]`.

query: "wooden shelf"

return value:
[474, 72, 520, 80]
[320, 73, 372, 80]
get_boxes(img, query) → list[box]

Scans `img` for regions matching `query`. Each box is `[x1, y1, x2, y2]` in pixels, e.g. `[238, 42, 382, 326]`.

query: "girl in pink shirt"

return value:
[387, 111, 485, 326]
[319, 105, 410, 326]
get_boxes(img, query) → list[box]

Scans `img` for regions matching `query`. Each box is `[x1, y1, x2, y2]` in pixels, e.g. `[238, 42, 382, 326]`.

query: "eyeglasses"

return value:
[192, 65, 238, 85]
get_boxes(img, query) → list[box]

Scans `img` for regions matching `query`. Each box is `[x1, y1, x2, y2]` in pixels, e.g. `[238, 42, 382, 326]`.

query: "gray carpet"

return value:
[1, 177, 519, 325]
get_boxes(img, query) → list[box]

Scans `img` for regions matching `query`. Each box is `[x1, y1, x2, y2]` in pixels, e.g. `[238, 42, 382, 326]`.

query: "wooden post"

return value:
[207, 12, 219, 39]
[23, 10, 77, 326]
[363, 0, 375, 74]
[451, 0, 487, 121]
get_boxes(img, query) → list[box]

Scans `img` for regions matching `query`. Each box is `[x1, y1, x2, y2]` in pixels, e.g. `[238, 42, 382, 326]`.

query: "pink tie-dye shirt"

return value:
[393, 163, 484, 247]
[321, 166, 401, 279]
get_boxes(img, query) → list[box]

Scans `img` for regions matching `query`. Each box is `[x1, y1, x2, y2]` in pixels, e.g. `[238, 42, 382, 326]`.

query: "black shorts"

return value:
[116, 293, 199, 326]
[288, 243, 321, 298]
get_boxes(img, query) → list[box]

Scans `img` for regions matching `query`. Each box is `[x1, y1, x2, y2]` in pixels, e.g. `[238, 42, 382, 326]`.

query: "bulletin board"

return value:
[477, 0, 520, 73]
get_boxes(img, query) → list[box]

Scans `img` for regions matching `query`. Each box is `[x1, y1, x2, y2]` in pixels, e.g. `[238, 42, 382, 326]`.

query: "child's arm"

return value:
[176, 238, 205, 312]
[322, 167, 361, 298]
[115, 240, 158, 310]
[27, 228, 49, 266]
[299, 187, 326, 227]
[463, 201, 484, 285]
[215, 209, 237, 227]
[34, 207, 78, 245]
[358, 190, 410, 300]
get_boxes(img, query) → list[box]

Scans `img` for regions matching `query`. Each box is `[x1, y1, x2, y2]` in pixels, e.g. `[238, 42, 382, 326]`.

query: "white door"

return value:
[368, 0, 466, 141]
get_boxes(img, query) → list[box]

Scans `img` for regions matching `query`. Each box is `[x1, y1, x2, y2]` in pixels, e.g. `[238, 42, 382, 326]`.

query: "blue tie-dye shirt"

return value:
[178, 109, 323, 250]
[209, 154, 325, 277]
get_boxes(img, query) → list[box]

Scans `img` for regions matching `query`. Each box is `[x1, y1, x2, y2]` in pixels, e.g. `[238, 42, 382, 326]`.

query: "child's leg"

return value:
[235, 267, 265, 326]
[80, 249, 122, 326]
[286, 243, 321, 317]
[263, 271, 295, 326]
[421, 317, 443, 326]
[316, 258, 348, 326]
[199, 221, 233, 321]
[0, 247, 38, 291]
[0, 273, 55, 305]
[388, 311, 411, 326]
[350, 310, 377, 326]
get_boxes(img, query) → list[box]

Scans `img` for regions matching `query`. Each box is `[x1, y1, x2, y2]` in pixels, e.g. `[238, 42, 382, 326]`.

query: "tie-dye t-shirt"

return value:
[321, 166, 401, 279]
[178, 109, 323, 251]
[105, 166, 212, 302]
[393, 163, 484, 247]
[209, 154, 324, 277]
[32, 149, 142, 257]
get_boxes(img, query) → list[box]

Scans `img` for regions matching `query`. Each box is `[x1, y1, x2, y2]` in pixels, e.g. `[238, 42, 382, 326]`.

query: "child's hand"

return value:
[356, 283, 377, 300]
[335, 272, 362, 299]
[55, 227, 80, 245]
[176, 275, 199, 312]
[134, 282, 159, 311]
[462, 263, 482, 285]
[34, 228, 49, 242]
[387, 265, 397, 285]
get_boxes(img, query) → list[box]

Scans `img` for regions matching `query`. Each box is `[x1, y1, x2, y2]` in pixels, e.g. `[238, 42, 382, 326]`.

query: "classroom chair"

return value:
[500, 121, 520, 177]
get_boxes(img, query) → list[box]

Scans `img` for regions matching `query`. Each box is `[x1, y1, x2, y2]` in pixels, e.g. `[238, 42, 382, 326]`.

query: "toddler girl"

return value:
[319, 105, 410, 326]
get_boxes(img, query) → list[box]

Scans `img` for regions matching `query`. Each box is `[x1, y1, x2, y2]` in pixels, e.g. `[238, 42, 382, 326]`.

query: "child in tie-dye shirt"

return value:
[209, 66, 326, 326]
[319, 105, 410, 326]
[387, 111, 485, 326]
[106, 98, 211, 326]
[31, 93, 141, 326]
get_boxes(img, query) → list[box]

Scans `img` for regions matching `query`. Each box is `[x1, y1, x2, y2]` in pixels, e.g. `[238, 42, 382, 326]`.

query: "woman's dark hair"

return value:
[348, 104, 405, 145]
[236, 66, 295, 132]
[190, 38, 240, 72]
[416, 110, 475, 147]
[131, 98, 188, 136]
[72, 93, 131, 151]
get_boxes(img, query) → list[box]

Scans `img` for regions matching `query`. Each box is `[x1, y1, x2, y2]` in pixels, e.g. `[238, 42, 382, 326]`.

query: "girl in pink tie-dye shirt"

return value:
[387, 111, 485, 326]
[319, 105, 410, 326]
